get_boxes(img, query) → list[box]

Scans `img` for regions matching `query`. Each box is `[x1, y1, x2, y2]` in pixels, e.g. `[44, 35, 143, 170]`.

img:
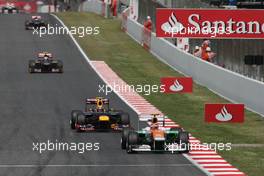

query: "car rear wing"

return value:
[38, 53, 52, 58]
[137, 114, 167, 130]
[32, 16, 41, 19]
[85, 98, 110, 111]
[86, 98, 109, 104]
[138, 114, 165, 121]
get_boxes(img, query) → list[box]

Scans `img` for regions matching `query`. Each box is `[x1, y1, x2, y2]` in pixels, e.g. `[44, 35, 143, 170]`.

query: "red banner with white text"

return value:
[156, 9, 264, 39]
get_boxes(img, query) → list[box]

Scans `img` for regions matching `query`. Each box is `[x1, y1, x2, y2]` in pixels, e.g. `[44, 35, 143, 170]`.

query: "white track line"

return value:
[0, 164, 194, 168]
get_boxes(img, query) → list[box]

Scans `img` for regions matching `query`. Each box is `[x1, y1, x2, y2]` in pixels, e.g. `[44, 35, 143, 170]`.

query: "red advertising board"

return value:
[161, 77, 193, 93]
[205, 104, 244, 123]
[156, 9, 264, 39]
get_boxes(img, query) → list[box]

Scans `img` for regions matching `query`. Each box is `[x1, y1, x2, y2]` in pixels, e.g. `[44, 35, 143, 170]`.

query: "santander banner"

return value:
[205, 104, 244, 123]
[161, 77, 193, 93]
[156, 9, 264, 39]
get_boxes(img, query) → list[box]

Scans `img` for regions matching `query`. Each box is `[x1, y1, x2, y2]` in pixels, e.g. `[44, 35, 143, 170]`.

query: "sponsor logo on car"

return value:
[205, 104, 244, 123]
[161, 77, 192, 93]
[156, 9, 264, 38]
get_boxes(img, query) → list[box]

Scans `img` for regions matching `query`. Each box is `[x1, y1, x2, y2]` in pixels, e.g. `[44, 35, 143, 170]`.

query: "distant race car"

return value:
[28, 52, 63, 73]
[121, 114, 190, 153]
[1, 3, 19, 14]
[70, 97, 130, 132]
[25, 16, 48, 30]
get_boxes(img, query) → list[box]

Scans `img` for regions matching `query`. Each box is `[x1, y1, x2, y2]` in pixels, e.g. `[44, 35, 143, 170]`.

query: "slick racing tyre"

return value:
[28, 60, 35, 73]
[126, 131, 138, 153]
[28, 67, 33, 73]
[70, 110, 82, 129]
[76, 113, 86, 125]
[178, 132, 190, 153]
[57, 61, 63, 73]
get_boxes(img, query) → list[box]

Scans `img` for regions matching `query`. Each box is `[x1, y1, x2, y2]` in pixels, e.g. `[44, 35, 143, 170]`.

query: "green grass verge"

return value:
[57, 12, 264, 175]
[219, 147, 264, 176]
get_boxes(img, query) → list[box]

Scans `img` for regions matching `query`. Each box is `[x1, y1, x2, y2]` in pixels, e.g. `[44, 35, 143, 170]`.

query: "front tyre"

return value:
[126, 131, 138, 153]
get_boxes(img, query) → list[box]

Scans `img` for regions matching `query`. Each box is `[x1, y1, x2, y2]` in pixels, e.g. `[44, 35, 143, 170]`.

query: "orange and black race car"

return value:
[121, 114, 190, 153]
[70, 97, 130, 132]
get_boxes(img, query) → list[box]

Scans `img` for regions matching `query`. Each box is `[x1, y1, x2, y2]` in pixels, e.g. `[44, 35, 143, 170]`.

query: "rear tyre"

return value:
[59, 67, 63, 73]
[126, 131, 138, 153]
[70, 110, 82, 129]
[178, 132, 190, 153]
[121, 127, 131, 149]
[28, 67, 33, 73]
[25, 22, 29, 30]
[77, 113, 86, 125]
[58, 61, 63, 73]
[28, 61, 35, 73]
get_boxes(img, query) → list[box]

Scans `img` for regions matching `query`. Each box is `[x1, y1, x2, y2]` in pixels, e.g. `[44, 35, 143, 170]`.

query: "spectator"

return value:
[111, 0, 117, 17]
[144, 16, 152, 31]
[193, 46, 201, 57]
[202, 47, 216, 62]
[201, 39, 210, 51]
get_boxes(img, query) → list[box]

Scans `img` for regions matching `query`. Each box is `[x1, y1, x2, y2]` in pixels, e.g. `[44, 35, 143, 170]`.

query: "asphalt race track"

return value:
[0, 14, 206, 176]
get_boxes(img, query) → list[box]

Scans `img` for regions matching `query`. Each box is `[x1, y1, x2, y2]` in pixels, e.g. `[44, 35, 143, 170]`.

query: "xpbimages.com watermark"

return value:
[32, 24, 100, 38]
[32, 140, 100, 154]
[166, 142, 232, 154]
[166, 26, 233, 38]
[98, 83, 166, 96]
